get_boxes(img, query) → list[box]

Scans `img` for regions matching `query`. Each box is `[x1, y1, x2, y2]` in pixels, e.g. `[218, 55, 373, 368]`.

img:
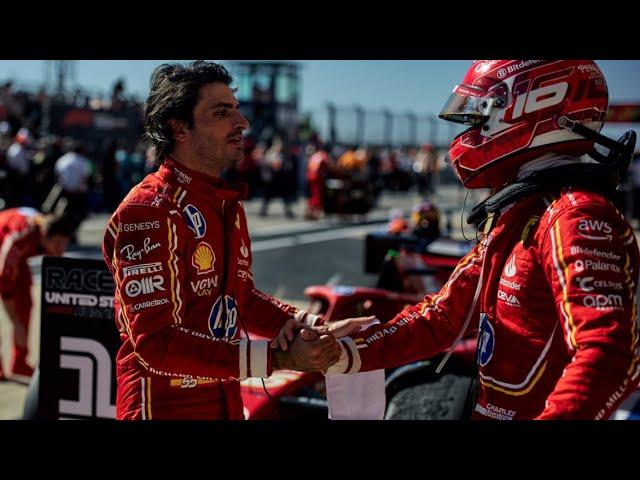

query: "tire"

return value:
[384, 373, 472, 420]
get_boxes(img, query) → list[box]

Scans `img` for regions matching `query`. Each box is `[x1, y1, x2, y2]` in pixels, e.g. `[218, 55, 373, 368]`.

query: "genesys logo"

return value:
[576, 276, 623, 292]
[122, 262, 163, 278]
[118, 221, 160, 232]
[125, 275, 165, 297]
[578, 219, 613, 241]
[183, 204, 206, 238]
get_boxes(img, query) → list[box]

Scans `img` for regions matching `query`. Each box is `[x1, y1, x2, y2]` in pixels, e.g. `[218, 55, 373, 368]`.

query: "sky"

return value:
[2, 60, 639, 139]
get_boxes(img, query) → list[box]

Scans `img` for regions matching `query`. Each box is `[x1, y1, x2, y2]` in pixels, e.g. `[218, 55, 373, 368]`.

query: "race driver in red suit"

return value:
[0, 208, 72, 379]
[102, 61, 342, 420]
[322, 60, 640, 419]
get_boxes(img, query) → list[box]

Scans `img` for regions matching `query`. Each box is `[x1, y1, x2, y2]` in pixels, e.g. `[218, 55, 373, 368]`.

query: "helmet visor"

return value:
[438, 84, 489, 126]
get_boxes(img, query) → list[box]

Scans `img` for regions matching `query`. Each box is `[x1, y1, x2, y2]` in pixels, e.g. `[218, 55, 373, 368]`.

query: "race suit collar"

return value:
[160, 157, 248, 201]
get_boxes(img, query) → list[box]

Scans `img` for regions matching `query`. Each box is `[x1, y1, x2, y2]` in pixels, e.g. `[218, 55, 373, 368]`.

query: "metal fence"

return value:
[306, 103, 465, 149]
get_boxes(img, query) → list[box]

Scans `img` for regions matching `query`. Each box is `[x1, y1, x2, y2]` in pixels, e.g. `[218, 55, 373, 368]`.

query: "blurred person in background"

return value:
[5, 128, 33, 208]
[0, 209, 74, 379]
[305, 143, 332, 220]
[259, 136, 295, 218]
[53, 140, 93, 240]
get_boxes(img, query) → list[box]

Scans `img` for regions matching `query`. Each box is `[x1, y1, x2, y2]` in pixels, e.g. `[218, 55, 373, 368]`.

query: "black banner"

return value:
[47, 103, 144, 148]
[38, 256, 119, 420]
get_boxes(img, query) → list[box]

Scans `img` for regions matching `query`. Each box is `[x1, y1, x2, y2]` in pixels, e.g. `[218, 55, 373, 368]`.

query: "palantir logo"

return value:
[58, 337, 116, 419]
[183, 204, 206, 239]
[208, 295, 238, 339]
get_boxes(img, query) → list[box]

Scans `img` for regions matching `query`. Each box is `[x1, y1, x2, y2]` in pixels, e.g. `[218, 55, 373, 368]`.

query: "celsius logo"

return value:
[183, 204, 206, 238]
[504, 255, 517, 277]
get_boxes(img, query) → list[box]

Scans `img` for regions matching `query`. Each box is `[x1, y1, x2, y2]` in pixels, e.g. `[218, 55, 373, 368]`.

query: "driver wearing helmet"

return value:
[319, 60, 640, 419]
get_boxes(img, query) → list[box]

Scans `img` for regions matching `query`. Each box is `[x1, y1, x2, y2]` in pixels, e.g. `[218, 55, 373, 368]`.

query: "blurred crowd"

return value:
[0, 77, 456, 241]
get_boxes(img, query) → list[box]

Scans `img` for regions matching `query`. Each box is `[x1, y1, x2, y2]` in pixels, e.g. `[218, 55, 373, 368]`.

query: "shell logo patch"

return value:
[192, 241, 215, 275]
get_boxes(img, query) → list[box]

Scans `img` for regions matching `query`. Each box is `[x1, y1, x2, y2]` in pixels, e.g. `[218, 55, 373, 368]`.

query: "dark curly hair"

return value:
[144, 61, 233, 164]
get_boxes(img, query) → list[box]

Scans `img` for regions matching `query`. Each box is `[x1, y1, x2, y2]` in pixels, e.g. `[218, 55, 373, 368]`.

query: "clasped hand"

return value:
[270, 315, 376, 372]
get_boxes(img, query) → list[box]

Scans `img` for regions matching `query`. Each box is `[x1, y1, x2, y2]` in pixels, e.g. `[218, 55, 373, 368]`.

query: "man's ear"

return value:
[168, 119, 189, 142]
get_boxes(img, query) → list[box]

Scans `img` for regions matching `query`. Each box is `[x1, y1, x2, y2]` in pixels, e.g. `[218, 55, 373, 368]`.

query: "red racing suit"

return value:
[0, 207, 44, 359]
[327, 188, 640, 419]
[102, 159, 304, 420]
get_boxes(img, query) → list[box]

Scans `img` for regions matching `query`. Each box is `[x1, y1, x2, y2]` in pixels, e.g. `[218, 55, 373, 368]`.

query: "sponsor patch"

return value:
[192, 242, 215, 275]
[118, 221, 160, 232]
[123, 262, 163, 278]
[120, 237, 161, 262]
[128, 297, 170, 312]
[208, 295, 238, 339]
[125, 275, 165, 297]
[477, 313, 495, 367]
[183, 204, 206, 238]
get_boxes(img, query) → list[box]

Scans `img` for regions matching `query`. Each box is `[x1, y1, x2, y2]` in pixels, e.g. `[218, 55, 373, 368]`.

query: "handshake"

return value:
[270, 315, 376, 373]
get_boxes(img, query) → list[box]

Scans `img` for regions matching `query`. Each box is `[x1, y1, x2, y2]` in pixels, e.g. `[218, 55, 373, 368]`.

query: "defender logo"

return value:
[183, 204, 206, 239]
[59, 337, 115, 419]
[125, 275, 165, 297]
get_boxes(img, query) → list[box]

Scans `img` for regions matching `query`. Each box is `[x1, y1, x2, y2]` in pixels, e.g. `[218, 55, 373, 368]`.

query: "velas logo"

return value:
[192, 242, 215, 275]
[183, 204, 206, 238]
[240, 239, 249, 258]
